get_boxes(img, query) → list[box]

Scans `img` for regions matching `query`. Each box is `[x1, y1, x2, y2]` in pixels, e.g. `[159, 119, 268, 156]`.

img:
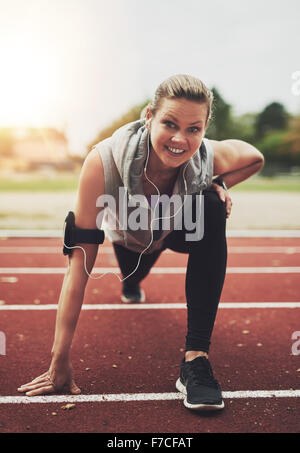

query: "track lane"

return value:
[0, 236, 299, 433]
[2, 252, 300, 267]
[1, 236, 300, 268]
[1, 308, 299, 394]
[1, 273, 300, 305]
[0, 398, 299, 433]
[0, 308, 299, 433]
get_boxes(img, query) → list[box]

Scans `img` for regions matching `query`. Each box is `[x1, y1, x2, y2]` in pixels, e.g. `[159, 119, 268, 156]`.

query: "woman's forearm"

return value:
[51, 273, 86, 361]
[212, 139, 265, 189]
[51, 245, 99, 361]
[220, 159, 264, 189]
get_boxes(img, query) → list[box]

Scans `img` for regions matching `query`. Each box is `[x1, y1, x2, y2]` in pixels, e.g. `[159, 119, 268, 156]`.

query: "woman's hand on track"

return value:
[17, 363, 81, 397]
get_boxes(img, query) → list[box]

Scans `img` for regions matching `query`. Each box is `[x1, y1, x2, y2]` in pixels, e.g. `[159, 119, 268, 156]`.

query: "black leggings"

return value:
[113, 190, 227, 354]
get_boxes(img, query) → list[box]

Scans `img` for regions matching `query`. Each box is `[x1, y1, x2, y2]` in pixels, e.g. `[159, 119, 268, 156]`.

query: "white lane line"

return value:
[1, 246, 300, 254]
[0, 302, 299, 310]
[0, 246, 113, 254]
[0, 246, 114, 254]
[1, 390, 300, 404]
[229, 230, 300, 238]
[0, 230, 61, 238]
[225, 267, 300, 273]
[228, 246, 300, 254]
[0, 266, 300, 274]
[1, 229, 300, 237]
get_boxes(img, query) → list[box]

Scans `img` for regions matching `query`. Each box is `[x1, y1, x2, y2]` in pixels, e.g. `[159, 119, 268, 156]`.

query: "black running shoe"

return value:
[121, 282, 145, 304]
[176, 356, 224, 411]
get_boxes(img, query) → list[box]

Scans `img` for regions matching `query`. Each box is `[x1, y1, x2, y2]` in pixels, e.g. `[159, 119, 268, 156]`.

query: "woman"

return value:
[18, 75, 264, 411]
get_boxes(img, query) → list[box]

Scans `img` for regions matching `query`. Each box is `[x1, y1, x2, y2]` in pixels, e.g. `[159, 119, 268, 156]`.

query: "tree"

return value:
[254, 115, 300, 173]
[255, 102, 289, 140]
[228, 113, 257, 143]
[256, 130, 286, 165]
[280, 115, 300, 165]
[87, 99, 150, 155]
[205, 87, 233, 141]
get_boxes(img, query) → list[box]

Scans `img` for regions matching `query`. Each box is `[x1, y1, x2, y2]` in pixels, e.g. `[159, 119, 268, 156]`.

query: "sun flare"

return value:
[0, 38, 59, 126]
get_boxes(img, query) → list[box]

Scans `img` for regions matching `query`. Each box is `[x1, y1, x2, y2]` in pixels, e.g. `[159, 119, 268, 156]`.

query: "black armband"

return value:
[63, 211, 105, 256]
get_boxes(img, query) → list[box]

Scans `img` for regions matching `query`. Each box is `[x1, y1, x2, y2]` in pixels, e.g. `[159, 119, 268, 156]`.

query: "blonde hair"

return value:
[144, 74, 213, 124]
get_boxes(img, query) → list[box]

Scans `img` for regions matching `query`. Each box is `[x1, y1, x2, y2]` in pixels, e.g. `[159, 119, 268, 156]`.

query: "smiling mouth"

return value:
[165, 146, 185, 155]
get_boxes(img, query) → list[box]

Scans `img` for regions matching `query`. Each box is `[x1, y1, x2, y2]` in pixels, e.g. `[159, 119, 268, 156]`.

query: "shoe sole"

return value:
[176, 378, 225, 411]
[121, 289, 145, 304]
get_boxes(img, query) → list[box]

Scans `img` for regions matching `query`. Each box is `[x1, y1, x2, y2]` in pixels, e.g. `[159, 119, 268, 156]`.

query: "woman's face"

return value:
[147, 97, 208, 170]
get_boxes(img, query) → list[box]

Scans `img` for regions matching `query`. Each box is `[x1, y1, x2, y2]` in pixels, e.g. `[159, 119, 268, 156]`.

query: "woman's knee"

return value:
[203, 191, 227, 226]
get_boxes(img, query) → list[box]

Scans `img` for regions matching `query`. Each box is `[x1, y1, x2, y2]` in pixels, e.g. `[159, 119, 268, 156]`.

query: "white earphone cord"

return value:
[62, 131, 197, 281]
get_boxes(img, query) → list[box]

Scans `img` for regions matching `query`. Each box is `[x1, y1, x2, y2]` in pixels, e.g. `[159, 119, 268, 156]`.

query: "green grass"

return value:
[230, 176, 300, 192]
[0, 174, 79, 191]
[0, 174, 299, 192]
[0, 212, 51, 219]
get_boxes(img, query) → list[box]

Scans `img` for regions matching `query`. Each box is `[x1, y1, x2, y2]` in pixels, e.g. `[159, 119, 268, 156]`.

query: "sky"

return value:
[0, 0, 300, 154]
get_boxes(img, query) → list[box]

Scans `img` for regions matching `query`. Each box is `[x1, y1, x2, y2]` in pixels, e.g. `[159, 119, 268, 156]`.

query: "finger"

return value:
[225, 195, 232, 215]
[31, 372, 49, 382]
[25, 385, 55, 397]
[70, 379, 81, 395]
[226, 203, 232, 217]
[219, 188, 226, 202]
[19, 372, 49, 388]
[18, 375, 50, 389]
[225, 194, 232, 206]
[18, 374, 52, 389]
[225, 204, 231, 217]
[18, 379, 52, 393]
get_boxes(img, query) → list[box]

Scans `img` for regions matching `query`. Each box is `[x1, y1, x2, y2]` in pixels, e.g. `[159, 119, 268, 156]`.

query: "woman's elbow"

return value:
[244, 143, 265, 176]
[256, 150, 265, 169]
[244, 141, 265, 169]
[251, 152, 265, 176]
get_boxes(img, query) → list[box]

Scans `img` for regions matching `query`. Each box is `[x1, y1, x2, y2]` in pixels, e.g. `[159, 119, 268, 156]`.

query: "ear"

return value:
[146, 107, 153, 127]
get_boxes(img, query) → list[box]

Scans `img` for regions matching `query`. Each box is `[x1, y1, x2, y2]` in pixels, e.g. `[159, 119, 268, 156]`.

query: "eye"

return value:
[163, 120, 177, 129]
[189, 126, 201, 133]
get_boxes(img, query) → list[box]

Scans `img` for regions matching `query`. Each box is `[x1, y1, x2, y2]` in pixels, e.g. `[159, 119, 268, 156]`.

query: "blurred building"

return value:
[0, 127, 80, 171]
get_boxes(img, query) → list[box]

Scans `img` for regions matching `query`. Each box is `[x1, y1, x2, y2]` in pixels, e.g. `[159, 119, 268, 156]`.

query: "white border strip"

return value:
[0, 229, 300, 238]
[0, 302, 299, 310]
[227, 230, 300, 238]
[0, 230, 61, 238]
[1, 267, 300, 274]
[0, 246, 115, 254]
[1, 390, 300, 404]
[1, 246, 300, 254]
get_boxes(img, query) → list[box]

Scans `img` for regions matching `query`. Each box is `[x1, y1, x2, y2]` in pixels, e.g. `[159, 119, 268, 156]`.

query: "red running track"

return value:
[0, 237, 299, 433]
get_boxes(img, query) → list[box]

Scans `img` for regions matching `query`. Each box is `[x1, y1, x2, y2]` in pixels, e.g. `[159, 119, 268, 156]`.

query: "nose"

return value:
[170, 130, 187, 145]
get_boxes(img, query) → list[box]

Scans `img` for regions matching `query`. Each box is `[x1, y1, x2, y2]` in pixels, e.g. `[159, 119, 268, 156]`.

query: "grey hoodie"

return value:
[94, 119, 214, 254]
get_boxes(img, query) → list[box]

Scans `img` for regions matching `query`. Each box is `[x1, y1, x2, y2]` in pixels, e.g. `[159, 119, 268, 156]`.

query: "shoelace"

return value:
[187, 358, 219, 388]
